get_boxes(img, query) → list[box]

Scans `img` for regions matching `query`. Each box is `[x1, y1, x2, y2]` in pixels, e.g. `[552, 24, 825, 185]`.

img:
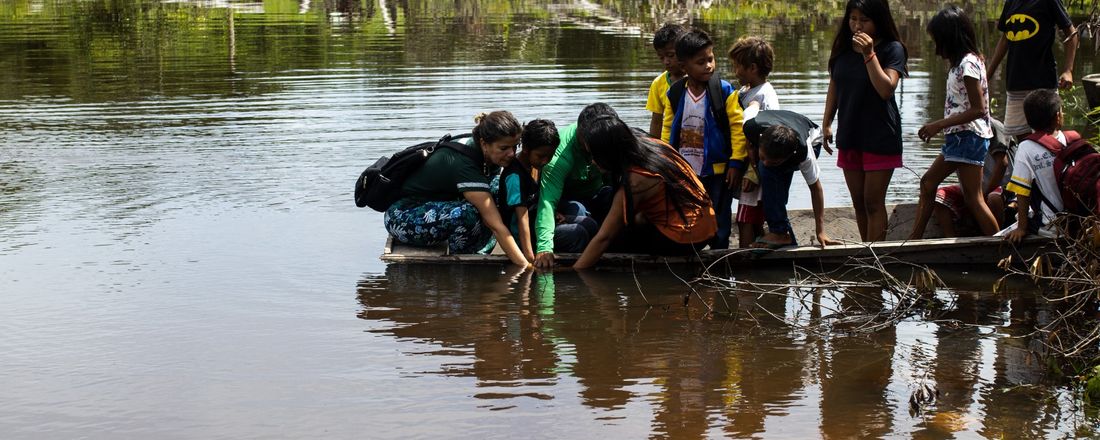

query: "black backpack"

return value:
[354, 133, 481, 212]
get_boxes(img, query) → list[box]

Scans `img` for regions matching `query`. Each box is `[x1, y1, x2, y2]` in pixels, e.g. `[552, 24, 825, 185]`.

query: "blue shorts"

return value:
[942, 131, 989, 166]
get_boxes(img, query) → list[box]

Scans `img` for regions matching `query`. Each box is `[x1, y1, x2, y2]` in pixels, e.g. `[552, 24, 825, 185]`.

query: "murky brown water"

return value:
[2, 0, 1098, 438]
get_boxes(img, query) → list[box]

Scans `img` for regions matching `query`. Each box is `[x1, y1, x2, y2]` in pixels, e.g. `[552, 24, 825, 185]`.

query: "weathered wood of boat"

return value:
[381, 204, 1052, 267]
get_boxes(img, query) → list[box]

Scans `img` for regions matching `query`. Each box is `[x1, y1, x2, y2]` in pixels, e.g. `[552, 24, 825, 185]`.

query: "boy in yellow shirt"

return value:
[646, 23, 687, 142]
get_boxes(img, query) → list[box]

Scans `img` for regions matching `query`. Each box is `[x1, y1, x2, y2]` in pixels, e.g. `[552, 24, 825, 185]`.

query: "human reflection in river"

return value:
[818, 287, 896, 439]
[356, 266, 1072, 437]
[357, 264, 560, 390]
[718, 285, 813, 438]
[571, 268, 727, 437]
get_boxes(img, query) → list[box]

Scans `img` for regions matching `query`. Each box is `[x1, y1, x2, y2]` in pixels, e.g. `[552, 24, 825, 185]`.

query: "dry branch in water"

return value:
[997, 215, 1100, 363]
[686, 243, 948, 336]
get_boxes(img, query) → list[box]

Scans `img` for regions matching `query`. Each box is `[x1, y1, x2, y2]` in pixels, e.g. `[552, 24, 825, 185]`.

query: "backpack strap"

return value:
[1022, 131, 1082, 225]
[667, 75, 732, 155]
[437, 133, 490, 175]
[707, 74, 731, 152]
[1029, 185, 1058, 226]
[668, 78, 687, 122]
[1025, 130, 1079, 154]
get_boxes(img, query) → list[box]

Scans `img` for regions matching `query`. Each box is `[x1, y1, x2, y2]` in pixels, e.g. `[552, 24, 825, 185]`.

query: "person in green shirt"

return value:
[384, 111, 531, 267]
[533, 103, 618, 268]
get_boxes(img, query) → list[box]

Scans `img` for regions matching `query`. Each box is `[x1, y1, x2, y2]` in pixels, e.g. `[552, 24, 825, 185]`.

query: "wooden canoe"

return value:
[380, 203, 1052, 267]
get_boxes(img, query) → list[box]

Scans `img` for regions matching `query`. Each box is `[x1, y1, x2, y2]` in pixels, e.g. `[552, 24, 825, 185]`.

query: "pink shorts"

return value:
[836, 149, 902, 171]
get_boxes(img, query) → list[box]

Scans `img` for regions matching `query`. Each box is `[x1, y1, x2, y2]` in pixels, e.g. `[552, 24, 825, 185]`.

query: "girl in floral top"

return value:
[909, 5, 1000, 239]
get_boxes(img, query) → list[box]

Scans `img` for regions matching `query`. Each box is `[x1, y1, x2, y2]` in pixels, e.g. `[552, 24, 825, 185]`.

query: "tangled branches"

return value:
[998, 215, 1100, 363]
[692, 245, 948, 336]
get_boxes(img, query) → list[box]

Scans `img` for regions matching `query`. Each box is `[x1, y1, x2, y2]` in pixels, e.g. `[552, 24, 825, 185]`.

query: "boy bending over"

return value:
[744, 110, 838, 248]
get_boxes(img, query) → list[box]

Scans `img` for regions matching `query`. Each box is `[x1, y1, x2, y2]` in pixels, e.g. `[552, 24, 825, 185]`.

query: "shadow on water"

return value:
[358, 264, 1098, 437]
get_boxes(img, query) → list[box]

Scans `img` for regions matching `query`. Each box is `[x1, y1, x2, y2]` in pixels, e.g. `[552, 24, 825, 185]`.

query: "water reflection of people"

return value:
[467, 266, 559, 384]
[721, 289, 811, 437]
[819, 288, 896, 439]
[358, 265, 558, 384]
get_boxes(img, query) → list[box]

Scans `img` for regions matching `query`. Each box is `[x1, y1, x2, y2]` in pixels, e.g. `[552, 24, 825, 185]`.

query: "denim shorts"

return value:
[942, 131, 989, 166]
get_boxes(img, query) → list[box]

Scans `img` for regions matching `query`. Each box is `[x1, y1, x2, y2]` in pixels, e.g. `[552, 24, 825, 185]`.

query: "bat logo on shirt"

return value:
[1005, 14, 1040, 42]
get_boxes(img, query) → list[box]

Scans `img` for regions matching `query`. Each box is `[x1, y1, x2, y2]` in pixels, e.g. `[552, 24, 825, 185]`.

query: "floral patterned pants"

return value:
[384, 198, 495, 254]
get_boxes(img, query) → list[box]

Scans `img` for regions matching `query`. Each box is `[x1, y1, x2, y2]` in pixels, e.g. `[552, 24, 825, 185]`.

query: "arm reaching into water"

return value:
[515, 206, 535, 262]
[573, 188, 625, 270]
[466, 191, 531, 267]
[809, 180, 838, 247]
[534, 128, 577, 267]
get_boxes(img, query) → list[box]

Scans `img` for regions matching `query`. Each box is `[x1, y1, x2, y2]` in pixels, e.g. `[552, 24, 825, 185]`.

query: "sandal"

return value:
[750, 236, 794, 254]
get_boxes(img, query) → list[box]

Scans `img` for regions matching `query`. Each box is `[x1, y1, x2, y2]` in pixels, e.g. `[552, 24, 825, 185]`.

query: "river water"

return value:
[1, 0, 1098, 438]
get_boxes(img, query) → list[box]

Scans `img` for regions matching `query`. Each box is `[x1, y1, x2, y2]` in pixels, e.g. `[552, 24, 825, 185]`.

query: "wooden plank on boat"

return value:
[380, 204, 1050, 267]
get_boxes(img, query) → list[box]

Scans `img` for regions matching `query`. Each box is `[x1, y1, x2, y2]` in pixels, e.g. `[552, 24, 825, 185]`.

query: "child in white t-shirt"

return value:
[910, 6, 999, 240]
[728, 36, 779, 247]
[1003, 89, 1066, 243]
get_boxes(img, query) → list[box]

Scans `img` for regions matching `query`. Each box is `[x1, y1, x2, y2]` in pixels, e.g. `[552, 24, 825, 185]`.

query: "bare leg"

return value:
[910, 156, 957, 240]
[738, 222, 755, 248]
[956, 164, 999, 235]
[843, 169, 869, 241]
[933, 204, 958, 237]
[987, 192, 1006, 229]
[863, 169, 895, 242]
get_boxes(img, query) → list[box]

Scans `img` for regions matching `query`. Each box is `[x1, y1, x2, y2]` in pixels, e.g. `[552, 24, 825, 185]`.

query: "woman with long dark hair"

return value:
[821, 0, 908, 242]
[572, 109, 716, 269]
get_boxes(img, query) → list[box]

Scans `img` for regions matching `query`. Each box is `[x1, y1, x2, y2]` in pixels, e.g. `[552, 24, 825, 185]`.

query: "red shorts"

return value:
[836, 149, 902, 171]
[937, 185, 1006, 222]
[935, 184, 965, 221]
[736, 204, 764, 224]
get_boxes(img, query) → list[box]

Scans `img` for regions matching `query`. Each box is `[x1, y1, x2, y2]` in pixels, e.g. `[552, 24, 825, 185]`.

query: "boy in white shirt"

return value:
[728, 36, 780, 247]
[1003, 89, 1065, 243]
[744, 110, 838, 248]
